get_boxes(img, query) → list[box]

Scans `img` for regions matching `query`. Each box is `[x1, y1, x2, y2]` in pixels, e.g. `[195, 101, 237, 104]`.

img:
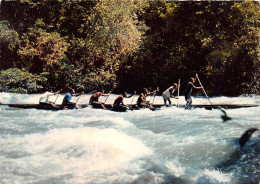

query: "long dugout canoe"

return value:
[7, 103, 258, 110]
[8, 103, 88, 110]
[153, 104, 259, 110]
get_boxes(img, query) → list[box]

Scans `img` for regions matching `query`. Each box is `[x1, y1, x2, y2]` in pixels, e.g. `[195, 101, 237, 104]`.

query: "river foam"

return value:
[0, 93, 259, 184]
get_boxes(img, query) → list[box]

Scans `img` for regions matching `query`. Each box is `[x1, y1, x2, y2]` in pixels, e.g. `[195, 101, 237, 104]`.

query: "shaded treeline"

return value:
[0, 0, 259, 95]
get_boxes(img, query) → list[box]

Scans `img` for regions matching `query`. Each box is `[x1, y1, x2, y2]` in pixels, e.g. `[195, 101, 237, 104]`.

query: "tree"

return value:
[0, 1, 259, 95]
[0, 21, 20, 69]
[120, 1, 259, 95]
[18, 23, 69, 73]
[0, 68, 46, 93]
[204, 1, 260, 95]
[84, 0, 147, 71]
[68, 0, 148, 91]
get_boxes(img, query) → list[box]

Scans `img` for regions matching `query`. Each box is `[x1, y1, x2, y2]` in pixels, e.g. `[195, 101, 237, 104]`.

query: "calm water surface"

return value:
[0, 93, 259, 184]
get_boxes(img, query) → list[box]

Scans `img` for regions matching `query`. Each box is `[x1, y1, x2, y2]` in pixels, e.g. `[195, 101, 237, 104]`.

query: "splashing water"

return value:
[0, 93, 259, 184]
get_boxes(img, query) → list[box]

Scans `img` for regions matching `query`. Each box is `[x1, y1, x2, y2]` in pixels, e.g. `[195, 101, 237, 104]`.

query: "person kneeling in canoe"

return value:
[89, 90, 110, 109]
[162, 83, 178, 106]
[113, 92, 136, 112]
[61, 88, 77, 110]
[137, 93, 154, 110]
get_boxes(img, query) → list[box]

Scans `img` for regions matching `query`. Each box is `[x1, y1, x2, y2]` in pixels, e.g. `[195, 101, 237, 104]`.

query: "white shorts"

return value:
[162, 93, 170, 100]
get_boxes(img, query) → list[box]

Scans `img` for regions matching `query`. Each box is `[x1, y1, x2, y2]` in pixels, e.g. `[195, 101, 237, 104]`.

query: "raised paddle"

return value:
[177, 79, 180, 108]
[151, 87, 159, 104]
[127, 91, 136, 110]
[130, 91, 136, 105]
[196, 73, 212, 105]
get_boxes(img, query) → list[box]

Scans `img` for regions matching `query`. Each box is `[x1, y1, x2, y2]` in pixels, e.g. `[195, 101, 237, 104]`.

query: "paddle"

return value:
[151, 87, 159, 104]
[177, 79, 180, 108]
[130, 92, 135, 105]
[76, 90, 86, 106]
[75, 94, 82, 104]
[54, 94, 59, 104]
[129, 91, 136, 110]
[103, 90, 112, 104]
[196, 73, 212, 105]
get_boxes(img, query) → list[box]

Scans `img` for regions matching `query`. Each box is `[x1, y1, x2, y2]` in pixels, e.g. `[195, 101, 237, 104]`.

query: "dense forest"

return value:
[0, 0, 259, 96]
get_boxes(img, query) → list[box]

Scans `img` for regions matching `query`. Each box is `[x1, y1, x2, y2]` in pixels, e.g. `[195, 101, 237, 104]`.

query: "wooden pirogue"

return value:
[8, 102, 88, 110]
[7, 103, 259, 110]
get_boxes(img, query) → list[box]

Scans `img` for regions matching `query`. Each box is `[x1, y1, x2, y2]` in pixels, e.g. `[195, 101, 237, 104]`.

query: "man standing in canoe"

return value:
[162, 83, 178, 106]
[185, 75, 203, 109]
[89, 90, 110, 109]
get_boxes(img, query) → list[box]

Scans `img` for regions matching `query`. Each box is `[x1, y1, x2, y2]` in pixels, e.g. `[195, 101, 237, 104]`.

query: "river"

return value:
[0, 92, 259, 184]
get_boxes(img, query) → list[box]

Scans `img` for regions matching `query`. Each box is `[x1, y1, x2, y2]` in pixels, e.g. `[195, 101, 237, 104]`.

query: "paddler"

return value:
[54, 84, 70, 94]
[162, 83, 178, 106]
[185, 76, 203, 109]
[61, 88, 79, 109]
[137, 93, 154, 110]
[143, 87, 157, 98]
[113, 91, 136, 111]
[89, 90, 110, 109]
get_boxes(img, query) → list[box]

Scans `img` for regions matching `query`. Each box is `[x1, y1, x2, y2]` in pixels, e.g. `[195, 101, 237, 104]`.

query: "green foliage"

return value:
[78, 69, 117, 92]
[82, 0, 148, 73]
[0, 21, 20, 69]
[119, 1, 259, 95]
[203, 1, 260, 95]
[0, 1, 259, 95]
[0, 68, 47, 93]
[0, 21, 20, 50]
[18, 26, 69, 73]
[66, 0, 148, 91]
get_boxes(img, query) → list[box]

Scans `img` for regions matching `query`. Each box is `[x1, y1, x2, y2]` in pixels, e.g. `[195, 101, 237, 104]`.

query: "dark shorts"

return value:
[62, 102, 75, 109]
[113, 104, 127, 112]
[89, 97, 98, 105]
[185, 95, 192, 109]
